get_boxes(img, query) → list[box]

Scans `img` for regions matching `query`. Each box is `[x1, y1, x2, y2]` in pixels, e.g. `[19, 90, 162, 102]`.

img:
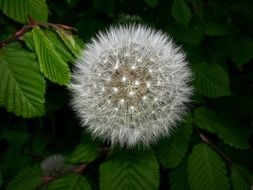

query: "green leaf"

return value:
[169, 161, 190, 190]
[155, 119, 192, 168]
[231, 164, 252, 190]
[0, 43, 46, 118]
[32, 27, 71, 85]
[171, 0, 192, 27]
[47, 174, 92, 190]
[100, 150, 159, 190]
[0, 0, 48, 23]
[188, 144, 229, 190]
[68, 142, 100, 164]
[204, 20, 236, 36]
[7, 165, 42, 190]
[55, 29, 83, 59]
[228, 36, 253, 67]
[24, 29, 74, 63]
[169, 22, 204, 45]
[192, 62, 230, 98]
[144, 0, 158, 8]
[1, 130, 30, 153]
[194, 107, 250, 149]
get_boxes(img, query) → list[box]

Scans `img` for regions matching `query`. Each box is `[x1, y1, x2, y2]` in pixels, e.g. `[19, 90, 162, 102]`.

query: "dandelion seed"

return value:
[69, 24, 193, 148]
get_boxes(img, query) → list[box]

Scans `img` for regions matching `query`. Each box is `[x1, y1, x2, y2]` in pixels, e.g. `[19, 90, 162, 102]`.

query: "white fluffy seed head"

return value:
[40, 154, 66, 176]
[69, 24, 193, 148]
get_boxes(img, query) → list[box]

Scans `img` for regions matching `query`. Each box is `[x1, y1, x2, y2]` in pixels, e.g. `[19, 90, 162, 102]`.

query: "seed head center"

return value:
[108, 66, 151, 107]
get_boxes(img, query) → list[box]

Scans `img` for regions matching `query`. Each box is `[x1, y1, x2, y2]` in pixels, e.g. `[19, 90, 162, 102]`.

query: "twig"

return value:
[0, 18, 77, 48]
[195, 127, 233, 166]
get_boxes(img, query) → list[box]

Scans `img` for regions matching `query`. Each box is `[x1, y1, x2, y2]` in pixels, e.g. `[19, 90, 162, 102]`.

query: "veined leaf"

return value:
[231, 164, 252, 190]
[100, 149, 159, 190]
[7, 165, 42, 190]
[169, 23, 204, 45]
[0, 0, 48, 23]
[193, 62, 230, 98]
[32, 27, 71, 85]
[155, 119, 192, 168]
[228, 36, 253, 67]
[68, 142, 100, 164]
[188, 144, 229, 190]
[144, 0, 158, 8]
[194, 107, 249, 149]
[24, 29, 74, 63]
[0, 43, 46, 118]
[171, 0, 192, 27]
[170, 161, 190, 190]
[47, 174, 91, 190]
[55, 29, 83, 59]
[204, 20, 236, 36]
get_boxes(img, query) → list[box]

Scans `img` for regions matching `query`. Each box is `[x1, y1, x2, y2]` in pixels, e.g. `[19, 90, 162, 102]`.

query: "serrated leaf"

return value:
[1, 130, 30, 153]
[7, 165, 42, 190]
[194, 107, 250, 149]
[68, 142, 100, 164]
[188, 144, 229, 190]
[171, 0, 192, 27]
[100, 150, 159, 190]
[192, 62, 230, 98]
[144, 0, 158, 8]
[170, 161, 190, 190]
[204, 20, 236, 36]
[47, 174, 91, 190]
[55, 29, 83, 59]
[24, 29, 74, 63]
[0, 0, 48, 23]
[231, 164, 252, 190]
[155, 120, 192, 168]
[228, 36, 253, 67]
[169, 23, 204, 45]
[0, 43, 46, 118]
[32, 27, 70, 85]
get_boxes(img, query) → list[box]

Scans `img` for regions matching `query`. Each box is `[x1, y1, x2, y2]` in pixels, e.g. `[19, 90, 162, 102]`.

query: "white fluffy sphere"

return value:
[70, 24, 192, 147]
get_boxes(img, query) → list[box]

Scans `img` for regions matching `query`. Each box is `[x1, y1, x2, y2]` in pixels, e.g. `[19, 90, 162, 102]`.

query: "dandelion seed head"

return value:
[41, 154, 66, 176]
[70, 24, 193, 148]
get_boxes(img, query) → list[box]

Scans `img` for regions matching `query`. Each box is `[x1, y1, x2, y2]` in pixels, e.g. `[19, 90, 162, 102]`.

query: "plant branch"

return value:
[195, 127, 233, 166]
[36, 145, 109, 189]
[0, 18, 77, 48]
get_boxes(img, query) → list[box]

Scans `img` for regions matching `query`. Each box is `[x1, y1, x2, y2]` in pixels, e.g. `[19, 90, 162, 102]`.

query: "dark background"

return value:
[0, 0, 253, 189]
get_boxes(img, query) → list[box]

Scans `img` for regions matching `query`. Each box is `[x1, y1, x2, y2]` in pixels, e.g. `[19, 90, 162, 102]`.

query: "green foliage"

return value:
[169, 161, 190, 190]
[144, 0, 158, 8]
[227, 36, 253, 67]
[55, 29, 83, 58]
[171, 0, 192, 27]
[46, 174, 92, 190]
[7, 165, 42, 190]
[188, 144, 229, 190]
[31, 27, 71, 85]
[0, 43, 46, 118]
[0, 0, 253, 189]
[203, 20, 235, 36]
[194, 107, 249, 149]
[0, 0, 48, 23]
[193, 62, 230, 98]
[100, 150, 159, 190]
[68, 142, 100, 164]
[231, 164, 252, 190]
[155, 119, 192, 168]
